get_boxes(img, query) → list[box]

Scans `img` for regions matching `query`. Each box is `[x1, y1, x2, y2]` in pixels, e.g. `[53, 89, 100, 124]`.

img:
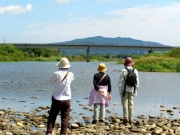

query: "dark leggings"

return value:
[46, 96, 70, 135]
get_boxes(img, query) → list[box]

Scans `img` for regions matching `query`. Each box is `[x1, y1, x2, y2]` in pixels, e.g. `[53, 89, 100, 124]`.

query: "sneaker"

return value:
[129, 119, 134, 124]
[91, 120, 97, 124]
[46, 132, 52, 135]
[123, 119, 129, 124]
[99, 120, 104, 123]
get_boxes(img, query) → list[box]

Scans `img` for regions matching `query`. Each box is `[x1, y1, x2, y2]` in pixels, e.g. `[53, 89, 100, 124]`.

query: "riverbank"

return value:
[1, 44, 180, 72]
[1, 102, 180, 135]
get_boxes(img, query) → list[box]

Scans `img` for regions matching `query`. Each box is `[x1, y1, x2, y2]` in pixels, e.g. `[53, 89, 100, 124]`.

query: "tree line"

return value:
[0, 44, 141, 62]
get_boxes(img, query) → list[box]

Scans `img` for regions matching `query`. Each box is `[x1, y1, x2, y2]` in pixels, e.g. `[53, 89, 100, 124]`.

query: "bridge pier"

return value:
[24, 45, 28, 52]
[86, 47, 90, 62]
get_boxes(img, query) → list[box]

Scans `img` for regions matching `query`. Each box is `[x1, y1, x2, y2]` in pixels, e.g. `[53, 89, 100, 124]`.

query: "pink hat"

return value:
[124, 57, 134, 66]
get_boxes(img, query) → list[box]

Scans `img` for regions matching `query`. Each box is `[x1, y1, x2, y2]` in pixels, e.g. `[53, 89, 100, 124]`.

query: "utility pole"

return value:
[4, 36, 6, 44]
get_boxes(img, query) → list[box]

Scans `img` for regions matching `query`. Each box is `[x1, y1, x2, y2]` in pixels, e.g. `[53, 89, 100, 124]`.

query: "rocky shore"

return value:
[1, 102, 180, 135]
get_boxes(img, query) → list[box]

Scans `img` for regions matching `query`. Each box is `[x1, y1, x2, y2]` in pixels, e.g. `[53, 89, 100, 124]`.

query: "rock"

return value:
[160, 105, 165, 108]
[16, 122, 24, 127]
[79, 104, 86, 106]
[175, 127, 180, 134]
[71, 123, 79, 128]
[173, 106, 180, 109]
[130, 128, 142, 133]
[137, 115, 146, 119]
[149, 115, 156, 118]
[3, 97, 8, 99]
[153, 128, 163, 134]
[172, 122, 180, 126]
[5, 132, 13, 135]
[166, 109, 173, 113]
[0, 111, 5, 115]
[38, 124, 46, 128]
[147, 124, 156, 130]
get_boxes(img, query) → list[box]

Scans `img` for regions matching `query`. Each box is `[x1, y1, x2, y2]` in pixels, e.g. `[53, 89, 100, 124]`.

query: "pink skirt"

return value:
[88, 85, 109, 107]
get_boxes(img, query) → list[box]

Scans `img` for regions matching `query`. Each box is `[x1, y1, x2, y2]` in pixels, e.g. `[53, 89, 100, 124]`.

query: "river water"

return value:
[0, 61, 180, 121]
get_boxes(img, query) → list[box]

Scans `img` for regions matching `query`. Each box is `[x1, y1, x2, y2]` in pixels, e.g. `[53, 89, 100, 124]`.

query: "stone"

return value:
[71, 123, 79, 128]
[153, 128, 163, 134]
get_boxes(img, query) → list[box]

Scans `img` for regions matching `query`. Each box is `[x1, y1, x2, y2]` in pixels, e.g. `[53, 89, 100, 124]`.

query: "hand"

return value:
[108, 94, 112, 100]
[99, 89, 104, 96]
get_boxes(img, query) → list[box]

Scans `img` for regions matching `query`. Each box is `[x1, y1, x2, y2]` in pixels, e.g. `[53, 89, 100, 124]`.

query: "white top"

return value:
[50, 69, 74, 100]
[118, 66, 139, 93]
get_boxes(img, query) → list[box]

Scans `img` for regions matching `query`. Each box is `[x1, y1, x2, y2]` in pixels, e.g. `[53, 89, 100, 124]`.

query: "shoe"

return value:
[91, 120, 97, 124]
[99, 120, 104, 123]
[129, 119, 133, 124]
[123, 119, 129, 124]
[46, 131, 52, 135]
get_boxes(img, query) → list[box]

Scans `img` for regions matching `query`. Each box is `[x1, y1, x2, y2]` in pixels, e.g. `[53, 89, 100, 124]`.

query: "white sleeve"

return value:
[135, 69, 139, 90]
[118, 69, 126, 93]
[50, 73, 56, 83]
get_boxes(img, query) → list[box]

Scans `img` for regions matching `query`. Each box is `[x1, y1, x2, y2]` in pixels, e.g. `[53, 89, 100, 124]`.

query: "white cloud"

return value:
[0, 4, 33, 14]
[55, 0, 77, 4]
[23, 2, 180, 46]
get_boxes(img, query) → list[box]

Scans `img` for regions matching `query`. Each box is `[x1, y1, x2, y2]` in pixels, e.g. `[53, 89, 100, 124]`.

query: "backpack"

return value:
[125, 67, 137, 87]
[122, 68, 137, 97]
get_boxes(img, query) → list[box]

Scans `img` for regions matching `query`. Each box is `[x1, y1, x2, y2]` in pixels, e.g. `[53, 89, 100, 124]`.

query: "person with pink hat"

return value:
[118, 57, 139, 124]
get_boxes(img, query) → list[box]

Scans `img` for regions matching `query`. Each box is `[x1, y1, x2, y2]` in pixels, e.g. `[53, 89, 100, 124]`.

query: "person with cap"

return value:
[118, 57, 139, 124]
[46, 57, 74, 135]
[88, 63, 112, 124]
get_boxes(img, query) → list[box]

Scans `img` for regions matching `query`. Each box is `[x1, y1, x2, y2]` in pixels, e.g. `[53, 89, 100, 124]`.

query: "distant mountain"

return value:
[60, 36, 165, 46]
[57, 36, 168, 55]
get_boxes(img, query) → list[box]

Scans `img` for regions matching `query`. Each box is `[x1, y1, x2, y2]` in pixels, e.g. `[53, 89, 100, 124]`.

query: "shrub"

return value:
[0, 55, 10, 61]
[5, 44, 16, 53]
[176, 63, 180, 72]
[164, 48, 180, 58]
[135, 56, 180, 72]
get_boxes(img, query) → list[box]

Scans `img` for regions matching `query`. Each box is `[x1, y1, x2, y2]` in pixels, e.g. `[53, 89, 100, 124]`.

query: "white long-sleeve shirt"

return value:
[118, 66, 139, 94]
[50, 69, 74, 100]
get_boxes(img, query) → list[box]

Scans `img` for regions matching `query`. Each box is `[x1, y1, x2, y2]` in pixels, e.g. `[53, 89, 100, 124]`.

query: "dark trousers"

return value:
[46, 96, 70, 135]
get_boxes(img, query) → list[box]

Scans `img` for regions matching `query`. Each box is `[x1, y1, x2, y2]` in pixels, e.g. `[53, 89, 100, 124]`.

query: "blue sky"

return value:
[0, 0, 180, 46]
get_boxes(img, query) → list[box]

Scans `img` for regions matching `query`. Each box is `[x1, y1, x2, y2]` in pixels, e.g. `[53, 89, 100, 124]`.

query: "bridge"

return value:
[2, 43, 176, 62]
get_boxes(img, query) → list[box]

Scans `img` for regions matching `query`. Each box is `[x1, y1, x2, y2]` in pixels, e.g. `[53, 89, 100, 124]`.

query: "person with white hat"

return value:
[46, 57, 74, 135]
[118, 57, 139, 125]
[88, 63, 112, 124]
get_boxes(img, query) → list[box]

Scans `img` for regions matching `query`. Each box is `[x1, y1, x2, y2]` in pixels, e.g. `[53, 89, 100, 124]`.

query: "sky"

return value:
[0, 0, 180, 46]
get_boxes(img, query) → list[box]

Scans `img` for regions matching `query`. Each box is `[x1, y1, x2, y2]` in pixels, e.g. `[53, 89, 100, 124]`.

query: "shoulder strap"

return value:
[60, 72, 69, 83]
[125, 67, 129, 72]
[98, 74, 106, 84]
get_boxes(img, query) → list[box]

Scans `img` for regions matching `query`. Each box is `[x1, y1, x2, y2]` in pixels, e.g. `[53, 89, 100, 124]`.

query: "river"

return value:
[0, 61, 180, 121]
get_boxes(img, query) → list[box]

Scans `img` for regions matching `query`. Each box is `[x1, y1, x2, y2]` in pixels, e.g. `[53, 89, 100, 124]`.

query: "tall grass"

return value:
[134, 56, 180, 72]
[133, 48, 180, 72]
[117, 48, 180, 72]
